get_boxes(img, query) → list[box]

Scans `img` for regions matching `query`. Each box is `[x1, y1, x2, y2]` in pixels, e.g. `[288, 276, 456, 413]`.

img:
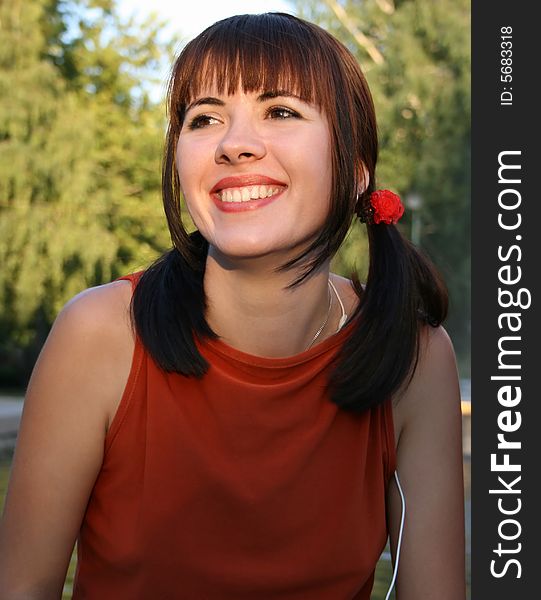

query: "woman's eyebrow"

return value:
[185, 97, 225, 112]
[185, 90, 305, 113]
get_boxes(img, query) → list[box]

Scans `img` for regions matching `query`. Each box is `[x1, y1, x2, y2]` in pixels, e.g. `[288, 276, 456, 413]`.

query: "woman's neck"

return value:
[203, 250, 340, 358]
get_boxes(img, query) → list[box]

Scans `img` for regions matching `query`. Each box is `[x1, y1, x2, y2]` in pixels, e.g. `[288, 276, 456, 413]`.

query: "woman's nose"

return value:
[214, 120, 266, 165]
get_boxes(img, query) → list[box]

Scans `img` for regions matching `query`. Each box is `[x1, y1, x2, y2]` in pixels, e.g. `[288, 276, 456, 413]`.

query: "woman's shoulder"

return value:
[54, 278, 136, 429]
[63, 277, 133, 315]
[58, 278, 134, 350]
[386, 325, 466, 596]
[391, 324, 461, 446]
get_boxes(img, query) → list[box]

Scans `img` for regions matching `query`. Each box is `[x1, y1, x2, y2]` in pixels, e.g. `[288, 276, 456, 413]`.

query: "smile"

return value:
[216, 185, 286, 203]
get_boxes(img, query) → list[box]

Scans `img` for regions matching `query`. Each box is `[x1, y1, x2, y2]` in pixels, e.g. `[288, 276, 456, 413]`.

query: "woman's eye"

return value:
[186, 114, 218, 130]
[266, 107, 301, 120]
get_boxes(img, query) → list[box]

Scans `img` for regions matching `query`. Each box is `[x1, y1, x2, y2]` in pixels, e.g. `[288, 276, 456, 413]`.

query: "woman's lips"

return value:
[210, 174, 287, 193]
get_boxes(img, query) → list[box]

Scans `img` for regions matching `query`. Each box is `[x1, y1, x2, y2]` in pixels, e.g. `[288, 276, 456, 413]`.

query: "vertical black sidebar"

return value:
[472, 1, 539, 598]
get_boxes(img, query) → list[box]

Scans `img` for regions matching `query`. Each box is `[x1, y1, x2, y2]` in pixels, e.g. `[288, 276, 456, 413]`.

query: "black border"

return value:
[472, 1, 539, 596]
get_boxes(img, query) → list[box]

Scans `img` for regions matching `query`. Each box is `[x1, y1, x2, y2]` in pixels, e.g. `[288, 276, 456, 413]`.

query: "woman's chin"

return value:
[198, 220, 322, 262]
[206, 238, 301, 266]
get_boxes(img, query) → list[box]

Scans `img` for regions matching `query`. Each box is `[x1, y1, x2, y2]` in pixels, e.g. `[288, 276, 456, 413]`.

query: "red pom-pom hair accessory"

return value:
[356, 189, 405, 225]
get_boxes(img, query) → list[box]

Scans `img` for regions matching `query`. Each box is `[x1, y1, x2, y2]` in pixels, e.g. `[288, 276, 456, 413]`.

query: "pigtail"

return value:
[329, 223, 448, 412]
[131, 231, 215, 378]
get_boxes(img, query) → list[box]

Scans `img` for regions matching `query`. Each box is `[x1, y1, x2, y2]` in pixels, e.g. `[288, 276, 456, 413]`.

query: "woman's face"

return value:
[175, 85, 333, 263]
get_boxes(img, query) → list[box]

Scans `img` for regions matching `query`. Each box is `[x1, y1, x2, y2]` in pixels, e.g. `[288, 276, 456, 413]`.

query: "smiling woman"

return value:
[0, 12, 465, 600]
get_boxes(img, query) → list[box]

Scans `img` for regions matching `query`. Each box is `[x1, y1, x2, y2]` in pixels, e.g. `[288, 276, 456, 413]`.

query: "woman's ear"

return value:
[356, 163, 370, 196]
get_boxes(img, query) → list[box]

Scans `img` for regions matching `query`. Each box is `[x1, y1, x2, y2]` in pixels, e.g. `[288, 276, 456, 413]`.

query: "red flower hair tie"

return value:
[357, 189, 405, 225]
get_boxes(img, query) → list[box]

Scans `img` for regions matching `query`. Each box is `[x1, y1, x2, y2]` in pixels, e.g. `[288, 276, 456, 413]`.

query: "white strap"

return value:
[328, 279, 348, 330]
[385, 470, 406, 600]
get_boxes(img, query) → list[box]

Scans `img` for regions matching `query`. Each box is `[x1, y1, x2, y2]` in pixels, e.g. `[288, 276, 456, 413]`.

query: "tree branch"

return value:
[323, 0, 384, 65]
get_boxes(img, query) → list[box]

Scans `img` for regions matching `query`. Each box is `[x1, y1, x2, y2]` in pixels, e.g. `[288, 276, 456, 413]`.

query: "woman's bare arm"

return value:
[387, 325, 466, 599]
[0, 281, 133, 599]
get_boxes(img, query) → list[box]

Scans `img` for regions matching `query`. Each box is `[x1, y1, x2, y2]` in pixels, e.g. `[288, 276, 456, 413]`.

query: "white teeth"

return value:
[217, 185, 284, 202]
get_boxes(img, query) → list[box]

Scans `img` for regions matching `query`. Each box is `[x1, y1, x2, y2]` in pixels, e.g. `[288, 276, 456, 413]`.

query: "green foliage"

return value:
[0, 0, 177, 384]
[298, 0, 471, 372]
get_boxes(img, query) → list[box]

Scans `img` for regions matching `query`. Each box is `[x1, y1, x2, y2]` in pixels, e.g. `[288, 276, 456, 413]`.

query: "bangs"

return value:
[169, 13, 332, 121]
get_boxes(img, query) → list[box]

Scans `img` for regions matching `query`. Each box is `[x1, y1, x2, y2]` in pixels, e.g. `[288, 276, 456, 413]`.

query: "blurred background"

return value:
[0, 0, 470, 597]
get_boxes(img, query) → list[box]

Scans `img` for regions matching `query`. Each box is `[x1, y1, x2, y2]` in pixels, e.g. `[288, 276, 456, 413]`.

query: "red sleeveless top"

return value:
[72, 271, 396, 599]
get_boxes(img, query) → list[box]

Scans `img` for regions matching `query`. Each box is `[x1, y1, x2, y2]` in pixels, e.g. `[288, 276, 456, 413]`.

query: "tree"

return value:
[0, 0, 177, 384]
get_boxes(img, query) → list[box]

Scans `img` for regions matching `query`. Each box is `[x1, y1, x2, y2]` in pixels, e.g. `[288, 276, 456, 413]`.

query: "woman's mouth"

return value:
[216, 185, 285, 202]
[211, 185, 287, 211]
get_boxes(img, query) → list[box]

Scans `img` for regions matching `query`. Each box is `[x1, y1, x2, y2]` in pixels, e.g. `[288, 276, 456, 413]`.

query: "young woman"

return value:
[0, 13, 465, 600]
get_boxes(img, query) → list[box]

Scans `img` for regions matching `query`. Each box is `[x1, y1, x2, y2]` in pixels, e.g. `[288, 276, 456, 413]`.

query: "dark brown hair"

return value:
[132, 12, 448, 412]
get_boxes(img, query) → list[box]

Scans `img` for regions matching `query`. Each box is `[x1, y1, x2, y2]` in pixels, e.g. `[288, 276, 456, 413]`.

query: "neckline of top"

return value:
[198, 313, 358, 370]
